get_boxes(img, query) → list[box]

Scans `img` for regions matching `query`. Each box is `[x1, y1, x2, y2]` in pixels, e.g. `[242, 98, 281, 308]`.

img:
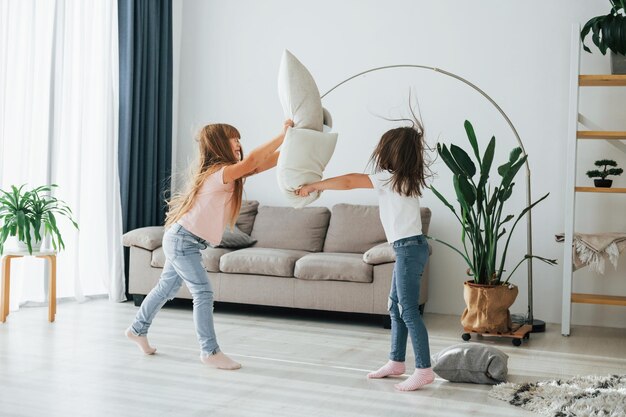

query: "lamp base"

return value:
[530, 319, 546, 333]
[512, 314, 546, 333]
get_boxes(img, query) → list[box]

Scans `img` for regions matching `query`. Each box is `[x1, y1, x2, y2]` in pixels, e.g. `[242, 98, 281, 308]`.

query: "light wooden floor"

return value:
[0, 299, 625, 417]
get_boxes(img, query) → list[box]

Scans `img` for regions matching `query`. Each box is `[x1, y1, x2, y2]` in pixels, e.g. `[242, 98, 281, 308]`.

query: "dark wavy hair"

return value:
[369, 117, 431, 197]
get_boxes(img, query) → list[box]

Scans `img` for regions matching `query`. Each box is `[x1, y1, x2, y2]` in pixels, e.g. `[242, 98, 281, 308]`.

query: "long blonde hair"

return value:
[165, 124, 244, 228]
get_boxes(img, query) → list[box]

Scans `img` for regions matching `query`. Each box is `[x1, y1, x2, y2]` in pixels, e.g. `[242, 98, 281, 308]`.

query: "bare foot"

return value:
[367, 360, 406, 379]
[200, 351, 241, 370]
[125, 327, 156, 355]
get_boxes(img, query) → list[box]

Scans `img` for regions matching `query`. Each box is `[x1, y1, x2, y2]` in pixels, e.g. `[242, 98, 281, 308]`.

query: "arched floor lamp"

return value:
[321, 64, 545, 333]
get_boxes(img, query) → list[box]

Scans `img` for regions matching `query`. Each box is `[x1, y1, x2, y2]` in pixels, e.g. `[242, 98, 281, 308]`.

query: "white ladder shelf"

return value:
[561, 25, 626, 336]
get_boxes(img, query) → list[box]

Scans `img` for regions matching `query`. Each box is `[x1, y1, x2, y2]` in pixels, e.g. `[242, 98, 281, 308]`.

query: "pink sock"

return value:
[394, 367, 435, 391]
[367, 360, 406, 379]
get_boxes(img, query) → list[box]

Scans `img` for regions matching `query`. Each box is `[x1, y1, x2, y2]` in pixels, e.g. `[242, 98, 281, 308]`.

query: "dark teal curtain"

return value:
[118, 0, 173, 233]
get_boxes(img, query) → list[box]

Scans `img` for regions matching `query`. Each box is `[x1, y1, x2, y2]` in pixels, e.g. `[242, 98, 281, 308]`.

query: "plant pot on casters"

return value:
[461, 281, 519, 333]
[581, 0, 626, 75]
[428, 121, 557, 346]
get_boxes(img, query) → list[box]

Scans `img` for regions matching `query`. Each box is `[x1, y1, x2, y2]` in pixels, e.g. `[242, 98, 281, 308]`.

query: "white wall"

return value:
[174, 0, 626, 328]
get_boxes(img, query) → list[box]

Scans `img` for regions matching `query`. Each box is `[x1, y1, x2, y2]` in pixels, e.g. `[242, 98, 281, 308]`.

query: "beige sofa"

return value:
[123, 202, 432, 324]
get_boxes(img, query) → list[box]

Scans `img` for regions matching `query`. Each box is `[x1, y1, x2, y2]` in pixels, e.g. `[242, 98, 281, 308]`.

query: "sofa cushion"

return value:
[123, 226, 164, 250]
[323, 204, 387, 253]
[219, 248, 309, 277]
[251, 206, 330, 252]
[236, 200, 259, 235]
[324, 205, 433, 253]
[151, 246, 232, 273]
[150, 247, 166, 267]
[295, 253, 373, 283]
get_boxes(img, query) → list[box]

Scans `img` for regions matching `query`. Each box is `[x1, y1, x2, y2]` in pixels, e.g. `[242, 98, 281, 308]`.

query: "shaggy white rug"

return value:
[489, 374, 626, 417]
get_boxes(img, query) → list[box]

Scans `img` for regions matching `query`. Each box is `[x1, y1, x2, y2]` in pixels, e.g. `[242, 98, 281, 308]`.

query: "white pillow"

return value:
[277, 50, 323, 131]
[277, 128, 338, 208]
[322, 107, 333, 132]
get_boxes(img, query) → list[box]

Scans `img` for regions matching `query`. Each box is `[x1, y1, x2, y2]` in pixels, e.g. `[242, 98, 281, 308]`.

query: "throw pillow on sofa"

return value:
[236, 200, 259, 235]
[432, 343, 509, 384]
[122, 226, 165, 251]
[363, 242, 396, 265]
[216, 225, 257, 249]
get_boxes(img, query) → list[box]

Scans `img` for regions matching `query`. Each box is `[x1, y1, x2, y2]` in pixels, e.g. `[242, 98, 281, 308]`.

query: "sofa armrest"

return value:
[363, 242, 433, 265]
[123, 226, 165, 250]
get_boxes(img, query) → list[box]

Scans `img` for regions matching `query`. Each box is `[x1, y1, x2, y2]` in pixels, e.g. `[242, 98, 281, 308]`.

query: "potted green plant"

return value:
[0, 184, 78, 255]
[586, 159, 623, 188]
[428, 121, 557, 334]
[581, 0, 626, 74]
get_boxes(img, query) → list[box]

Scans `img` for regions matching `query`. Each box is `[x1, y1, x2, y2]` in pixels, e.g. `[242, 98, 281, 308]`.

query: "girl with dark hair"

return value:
[297, 120, 434, 391]
[126, 119, 293, 370]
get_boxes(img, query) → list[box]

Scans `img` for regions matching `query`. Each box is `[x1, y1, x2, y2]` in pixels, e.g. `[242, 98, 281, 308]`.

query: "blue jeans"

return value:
[129, 223, 220, 355]
[389, 235, 431, 368]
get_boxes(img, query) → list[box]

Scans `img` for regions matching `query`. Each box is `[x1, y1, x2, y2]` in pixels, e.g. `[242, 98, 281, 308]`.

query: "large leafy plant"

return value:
[428, 121, 556, 286]
[0, 184, 78, 255]
[581, 0, 626, 55]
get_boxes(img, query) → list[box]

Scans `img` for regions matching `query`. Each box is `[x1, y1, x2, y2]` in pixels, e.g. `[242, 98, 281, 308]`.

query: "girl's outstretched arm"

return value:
[244, 151, 280, 177]
[224, 120, 293, 183]
[296, 174, 373, 197]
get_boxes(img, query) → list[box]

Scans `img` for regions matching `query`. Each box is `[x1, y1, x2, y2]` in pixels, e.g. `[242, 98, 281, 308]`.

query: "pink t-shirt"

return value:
[178, 166, 234, 245]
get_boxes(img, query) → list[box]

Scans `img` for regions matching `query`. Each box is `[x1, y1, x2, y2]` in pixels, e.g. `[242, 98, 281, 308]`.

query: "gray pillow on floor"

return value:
[216, 225, 257, 249]
[432, 343, 508, 384]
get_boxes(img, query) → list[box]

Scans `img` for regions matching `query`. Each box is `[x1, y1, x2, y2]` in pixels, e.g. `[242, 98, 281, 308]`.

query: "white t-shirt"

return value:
[369, 170, 422, 243]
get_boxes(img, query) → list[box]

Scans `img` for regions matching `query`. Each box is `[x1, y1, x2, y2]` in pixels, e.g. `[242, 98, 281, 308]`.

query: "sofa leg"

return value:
[132, 294, 145, 307]
[381, 315, 391, 329]
[419, 303, 425, 316]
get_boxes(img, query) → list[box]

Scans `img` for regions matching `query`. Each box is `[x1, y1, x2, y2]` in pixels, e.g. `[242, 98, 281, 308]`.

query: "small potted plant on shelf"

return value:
[586, 159, 623, 188]
[0, 184, 79, 255]
[428, 121, 557, 335]
[581, 0, 626, 74]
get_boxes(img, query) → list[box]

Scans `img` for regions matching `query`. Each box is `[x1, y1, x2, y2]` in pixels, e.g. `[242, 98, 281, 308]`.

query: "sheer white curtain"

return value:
[0, 0, 125, 309]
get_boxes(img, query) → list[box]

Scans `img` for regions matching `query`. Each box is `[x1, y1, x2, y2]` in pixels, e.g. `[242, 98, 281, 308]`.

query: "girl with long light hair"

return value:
[126, 119, 293, 370]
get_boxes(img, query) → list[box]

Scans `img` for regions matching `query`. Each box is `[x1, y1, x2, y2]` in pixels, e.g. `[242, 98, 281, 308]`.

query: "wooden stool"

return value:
[1, 251, 57, 323]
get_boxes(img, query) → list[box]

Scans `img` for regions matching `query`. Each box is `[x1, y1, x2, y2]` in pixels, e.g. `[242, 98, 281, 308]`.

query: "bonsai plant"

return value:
[428, 120, 557, 333]
[0, 184, 78, 255]
[581, 0, 626, 74]
[586, 159, 623, 188]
